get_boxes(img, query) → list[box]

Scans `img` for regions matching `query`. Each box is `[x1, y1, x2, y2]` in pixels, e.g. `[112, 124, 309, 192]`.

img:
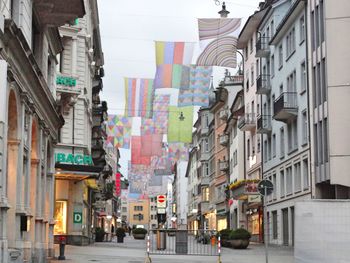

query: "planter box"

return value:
[133, 233, 146, 240]
[230, 239, 250, 249]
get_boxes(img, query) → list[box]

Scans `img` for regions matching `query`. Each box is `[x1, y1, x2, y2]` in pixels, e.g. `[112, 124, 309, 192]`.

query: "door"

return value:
[282, 208, 289, 246]
[291, 207, 295, 246]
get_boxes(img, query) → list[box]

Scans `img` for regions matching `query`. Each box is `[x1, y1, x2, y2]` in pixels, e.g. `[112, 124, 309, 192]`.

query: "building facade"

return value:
[0, 0, 85, 262]
[128, 200, 150, 229]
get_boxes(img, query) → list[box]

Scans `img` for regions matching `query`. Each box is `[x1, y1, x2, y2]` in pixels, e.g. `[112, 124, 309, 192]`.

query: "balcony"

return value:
[257, 115, 272, 134]
[273, 92, 298, 122]
[256, 37, 270, 57]
[238, 113, 256, 131]
[201, 176, 210, 186]
[256, 74, 271, 95]
[219, 134, 229, 146]
[219, 109, 228, 120]
[219, 160, 229, 171]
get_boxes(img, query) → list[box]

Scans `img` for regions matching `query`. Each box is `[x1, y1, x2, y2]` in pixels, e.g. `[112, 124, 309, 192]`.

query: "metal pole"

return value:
[217, 236, 222, 263]
[264, 186, 269, 263]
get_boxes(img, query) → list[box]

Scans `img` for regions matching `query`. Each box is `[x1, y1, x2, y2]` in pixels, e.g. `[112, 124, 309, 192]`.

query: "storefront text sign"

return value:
[56, 75, 77, 87]
[55, 153, 93, 165]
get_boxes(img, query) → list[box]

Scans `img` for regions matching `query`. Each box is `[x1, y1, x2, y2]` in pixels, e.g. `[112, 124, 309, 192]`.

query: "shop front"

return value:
[216, 205, 228, 231]
[54, 152, 102, 245]
[247, 194, 263, 242]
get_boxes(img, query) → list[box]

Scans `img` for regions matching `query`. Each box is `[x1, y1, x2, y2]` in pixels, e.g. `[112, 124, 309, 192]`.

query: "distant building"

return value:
[128, 199, 150, 229]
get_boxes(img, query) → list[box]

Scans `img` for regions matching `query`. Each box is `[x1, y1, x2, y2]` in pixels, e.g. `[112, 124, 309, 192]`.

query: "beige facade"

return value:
[128, 200, 150, 228]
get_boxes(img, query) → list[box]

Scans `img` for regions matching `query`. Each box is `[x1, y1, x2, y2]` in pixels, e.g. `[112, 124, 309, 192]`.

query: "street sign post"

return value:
[258, 179, 274, 263]
[157, 195, 166, 208]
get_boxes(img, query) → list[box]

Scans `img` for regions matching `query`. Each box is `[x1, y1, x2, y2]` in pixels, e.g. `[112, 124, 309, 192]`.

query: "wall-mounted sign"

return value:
[56, 75, 77, 87]
[115, 173, 121, 196]
[73, 212, 82, 224]
[157, 195, 166, 208]
[55, 153, 93, 165]
[248, 194, 262, 203]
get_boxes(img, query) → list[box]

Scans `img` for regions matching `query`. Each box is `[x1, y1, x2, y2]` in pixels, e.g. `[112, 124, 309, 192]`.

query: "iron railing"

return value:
[274, 92, 298, 115]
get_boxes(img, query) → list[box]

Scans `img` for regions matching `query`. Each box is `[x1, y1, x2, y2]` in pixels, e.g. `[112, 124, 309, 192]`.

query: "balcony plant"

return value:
[132, 228, 148, 240]
[229, 228, 251, 249]
[116, 227, 126, 243]
[95, 227, 105, 242]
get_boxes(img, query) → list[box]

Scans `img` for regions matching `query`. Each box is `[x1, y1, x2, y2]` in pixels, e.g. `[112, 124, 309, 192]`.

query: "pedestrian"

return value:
[128, 226, 132, 236]
[111, 224, 115, 241]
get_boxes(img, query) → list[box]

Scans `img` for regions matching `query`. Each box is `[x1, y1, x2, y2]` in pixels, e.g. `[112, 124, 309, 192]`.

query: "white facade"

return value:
[175, 162, 188, 229]
[259, 0, 312, 246]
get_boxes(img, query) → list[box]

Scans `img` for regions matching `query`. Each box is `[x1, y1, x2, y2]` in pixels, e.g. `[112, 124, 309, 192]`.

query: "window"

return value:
[251, 65, 254, 86]
[134, 206, 143, 211]
[320, 0, 324, 42]
[202, 187, 209, 201]
[294, 162, 301, 192]
[233, 150, 238, 166]
[301, 61, 306, 93]
[286, 166, 293, 195]
[272, 174, 277, 200]
[271, 20, 274, 35]
[133, 214, 144, 220]
[204, 138, 209, 152]
[286, 27, 296, 58]
[272, 134, 276, 158]
[302, 111, 308, 145]
[204, 162, 209, 176]
[303, 159, 309, 190]
[287, 120, 298, 153]
[246, 71, 249, 91]
[272, 211, 278, 239]
[300, 16, 305, 43]
[280, 170, 285, 197]
[324, 118, 328, 162]
[280, 128, 285, 157]
[250, 37, 253, 53]
[268, 136, 271, 160]
[122, 207, 127, 212]
[245, 46, 248, 61]
[233, 123, 237, 138]
[264, 140, 267, 163]
[271, 55, 275, 76]
[257, 138, 261, 153]
[54, 201, 67, 235]
[287, 70, 297, 92]
[247, 139, 250, 159]
[278, 44, 283, 68]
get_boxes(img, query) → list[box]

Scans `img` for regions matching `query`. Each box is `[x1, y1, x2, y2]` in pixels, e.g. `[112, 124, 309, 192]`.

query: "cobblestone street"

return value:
[50, 236, 294, 263]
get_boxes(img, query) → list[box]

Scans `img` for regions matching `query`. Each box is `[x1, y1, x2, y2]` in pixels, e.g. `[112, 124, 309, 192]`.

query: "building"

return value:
[257, 0, 311, 246]
[128, 199, 150, 229]
[306, 0, 350, 198]
[54, 0, 106, 246]
[149, 196, 158, 229]
[172, 162, 188, 229]
[0, 0, 85, 262]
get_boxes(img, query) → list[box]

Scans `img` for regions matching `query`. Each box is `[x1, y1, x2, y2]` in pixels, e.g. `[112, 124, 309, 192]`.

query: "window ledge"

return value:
[278, 65, 283, 71]
[299, 89, 306, 95]
[301, 141, 308, 147]
[285, 50, 296, 62]
[288, 148, 298, 155]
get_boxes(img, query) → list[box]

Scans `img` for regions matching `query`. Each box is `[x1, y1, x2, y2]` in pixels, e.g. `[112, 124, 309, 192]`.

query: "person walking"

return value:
[128, 226, 132, 236]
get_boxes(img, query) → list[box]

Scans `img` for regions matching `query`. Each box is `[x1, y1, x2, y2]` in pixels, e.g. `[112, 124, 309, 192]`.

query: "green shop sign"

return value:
[56, 75, 77, 87]
[55, 153, 93, 165]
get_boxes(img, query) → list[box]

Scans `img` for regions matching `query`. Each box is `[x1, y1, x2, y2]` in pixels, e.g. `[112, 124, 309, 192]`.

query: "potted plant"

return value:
[218, 229, 233, 247]
[132, 228, 148, 240]
[229, 228, 251, 249]
[95, 227, 105, 242]
[116, 227, 126, 243]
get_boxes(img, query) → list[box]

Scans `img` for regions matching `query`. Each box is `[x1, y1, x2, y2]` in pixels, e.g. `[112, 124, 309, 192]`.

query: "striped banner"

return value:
[125, 78, 154, 118]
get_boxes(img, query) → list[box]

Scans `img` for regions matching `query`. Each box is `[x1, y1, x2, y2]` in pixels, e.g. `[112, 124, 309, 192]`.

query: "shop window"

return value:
[54, 200, 67, 235]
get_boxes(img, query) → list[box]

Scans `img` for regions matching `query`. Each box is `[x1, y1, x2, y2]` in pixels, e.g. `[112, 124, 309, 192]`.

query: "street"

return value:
[50, 235, 293, 263]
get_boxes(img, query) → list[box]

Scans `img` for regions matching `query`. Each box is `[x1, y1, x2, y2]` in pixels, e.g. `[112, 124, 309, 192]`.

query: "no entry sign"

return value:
[157, 195, 166, 208]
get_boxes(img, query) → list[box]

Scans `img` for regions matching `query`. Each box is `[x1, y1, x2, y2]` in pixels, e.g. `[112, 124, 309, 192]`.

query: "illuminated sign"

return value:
[55, 153, 93, 165]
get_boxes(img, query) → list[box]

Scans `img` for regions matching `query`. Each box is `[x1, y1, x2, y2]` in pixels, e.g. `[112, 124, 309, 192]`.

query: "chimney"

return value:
[218, 2, 230, 18]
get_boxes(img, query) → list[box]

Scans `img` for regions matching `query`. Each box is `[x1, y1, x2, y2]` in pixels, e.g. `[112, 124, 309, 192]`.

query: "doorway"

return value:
[282, 208, 289, 246]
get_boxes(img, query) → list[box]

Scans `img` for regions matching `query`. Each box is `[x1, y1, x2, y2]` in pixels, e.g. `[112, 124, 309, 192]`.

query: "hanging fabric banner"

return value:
[124, 77, 154, 118]
[178, 65, 213, 107]
[197, 18, 241, 68]
[154, 41, 195, 89]
[128, 162, 152, 200]
[141, 94, 170, 135]
[141, 134, 163, 157]
[106, 114, 132, 149]
[167, 106, 193, 143]
[168, 142, 189, 162]
[131, 136, 151, 165]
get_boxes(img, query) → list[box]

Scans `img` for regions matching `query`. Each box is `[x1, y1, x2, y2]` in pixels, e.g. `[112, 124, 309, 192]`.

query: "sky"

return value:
[98, 0, 262, 176]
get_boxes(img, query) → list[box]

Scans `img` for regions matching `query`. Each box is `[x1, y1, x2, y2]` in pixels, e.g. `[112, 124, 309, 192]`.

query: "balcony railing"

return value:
[238, 113, 256, 131]
[219, 109, 228, 120]
[256, 37, 270, 57]
[219, 134, 229, 146]
[256, 74, 271, 94]
[219, 160, 229, 171]
[257, 115, 272, 134]
[273, 92, 298, 122]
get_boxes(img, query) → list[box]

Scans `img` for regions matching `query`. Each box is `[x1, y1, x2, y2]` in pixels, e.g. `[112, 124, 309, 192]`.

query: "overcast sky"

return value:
[98, 0, 261, 176]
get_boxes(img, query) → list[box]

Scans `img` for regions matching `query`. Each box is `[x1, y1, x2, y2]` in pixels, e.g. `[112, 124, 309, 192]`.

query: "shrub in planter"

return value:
[229, 228, 251, 249]
[132, 228, 147, 240]
[116, 227, 126, 243]
[95, 227, 105, 242]
[218, 229, 233, 247]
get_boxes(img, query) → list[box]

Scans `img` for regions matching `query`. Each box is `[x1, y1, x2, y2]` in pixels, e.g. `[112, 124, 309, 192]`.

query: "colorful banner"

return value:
[197, 18, 241, 68]
[168, 142, 189, 162]
[178, 65, 213, 107]
[131, 136, 151, 165]
[141, 94, 170, 135]
[167, 106, 193, 143]
[141, 134, 163, 157]
[106, 115, 132, 149]
[124, 78, 154, 118]
[154, 41, 195, 89]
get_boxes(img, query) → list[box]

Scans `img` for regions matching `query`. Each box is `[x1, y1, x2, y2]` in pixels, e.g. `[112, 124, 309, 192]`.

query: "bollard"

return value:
[217, 236, 222, 263]
[58, 236, 66, 260]
[144, 235, 152, 263]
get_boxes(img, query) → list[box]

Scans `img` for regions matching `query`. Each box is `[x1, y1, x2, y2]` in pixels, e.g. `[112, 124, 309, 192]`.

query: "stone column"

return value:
[29, 158, 39, 243]
[7, 139, 20, 247]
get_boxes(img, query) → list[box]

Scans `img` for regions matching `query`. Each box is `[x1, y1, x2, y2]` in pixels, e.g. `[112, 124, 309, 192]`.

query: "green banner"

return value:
[167, 106, 193, 143]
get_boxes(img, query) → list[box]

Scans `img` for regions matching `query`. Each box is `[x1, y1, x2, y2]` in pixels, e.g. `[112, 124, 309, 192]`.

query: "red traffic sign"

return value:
[157, 195, 166, 203]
